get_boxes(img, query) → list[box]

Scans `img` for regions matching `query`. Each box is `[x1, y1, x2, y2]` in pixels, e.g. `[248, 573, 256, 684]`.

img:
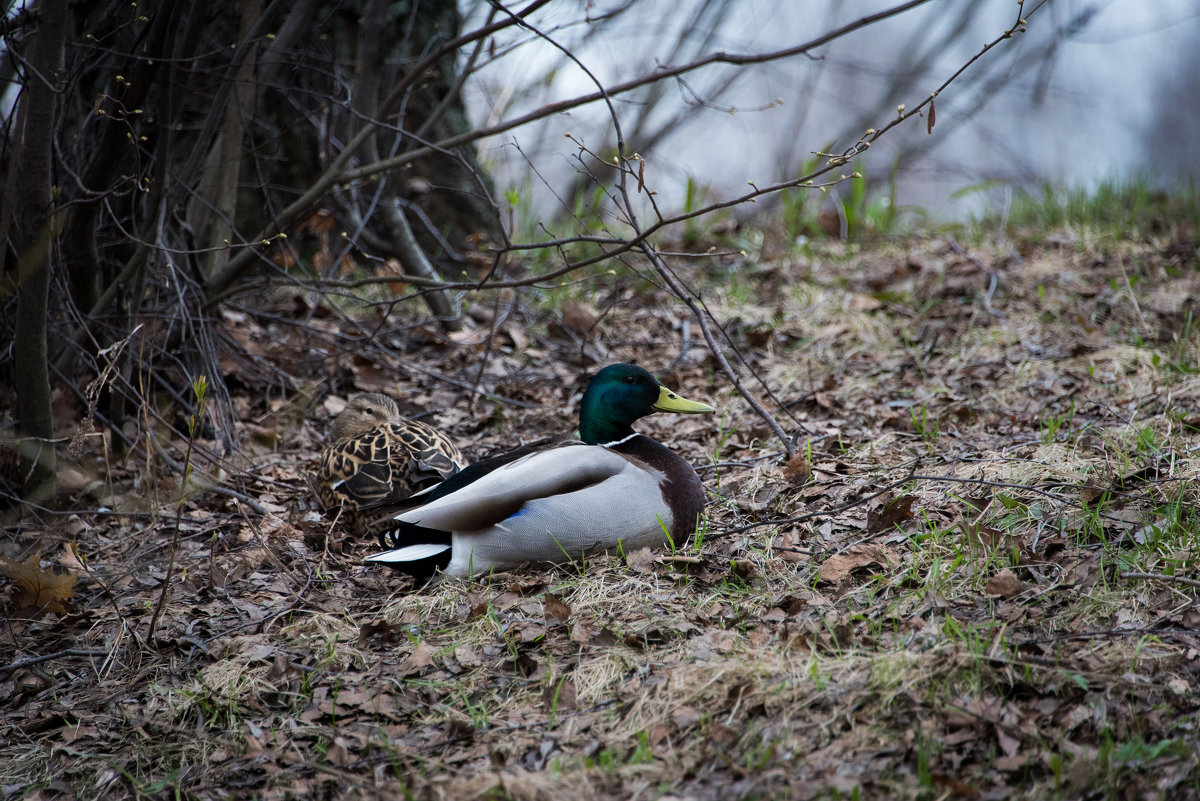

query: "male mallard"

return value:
[317, 393, 468, 533]
[365, 364, 715, 577]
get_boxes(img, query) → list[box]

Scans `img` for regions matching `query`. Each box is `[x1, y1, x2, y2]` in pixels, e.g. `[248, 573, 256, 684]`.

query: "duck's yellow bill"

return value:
[653, 385, 715, 414]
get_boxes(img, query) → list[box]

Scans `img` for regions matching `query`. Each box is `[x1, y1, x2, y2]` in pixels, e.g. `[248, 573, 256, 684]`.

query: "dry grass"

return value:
[2, 224, 1199, 800]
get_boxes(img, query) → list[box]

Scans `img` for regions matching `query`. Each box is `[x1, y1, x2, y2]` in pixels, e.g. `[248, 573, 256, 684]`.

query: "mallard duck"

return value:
[364, 364, 715, 577]
[317, 393, 468, 533]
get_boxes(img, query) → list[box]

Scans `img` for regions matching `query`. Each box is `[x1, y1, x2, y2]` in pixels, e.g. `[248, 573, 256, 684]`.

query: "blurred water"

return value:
[464, 0, 1200, 224]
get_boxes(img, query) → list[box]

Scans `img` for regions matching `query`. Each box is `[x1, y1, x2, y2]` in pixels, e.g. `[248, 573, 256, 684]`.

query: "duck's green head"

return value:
[578, 364, 715, 444]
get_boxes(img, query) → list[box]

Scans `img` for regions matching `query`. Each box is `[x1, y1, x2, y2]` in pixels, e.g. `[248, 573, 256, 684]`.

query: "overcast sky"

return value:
[465, 0, 1200, 222]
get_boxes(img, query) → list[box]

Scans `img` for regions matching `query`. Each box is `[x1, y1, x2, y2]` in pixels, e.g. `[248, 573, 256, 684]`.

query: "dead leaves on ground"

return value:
[4, 233, 1200, 800]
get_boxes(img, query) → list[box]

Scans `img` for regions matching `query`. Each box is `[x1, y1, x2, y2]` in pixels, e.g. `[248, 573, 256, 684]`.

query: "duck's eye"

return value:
[362, 408, 374, 416]
[624, 375, 637, 384]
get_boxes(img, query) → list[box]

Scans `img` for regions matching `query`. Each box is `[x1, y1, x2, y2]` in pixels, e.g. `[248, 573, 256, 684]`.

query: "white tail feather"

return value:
[365, 543, 451, 563]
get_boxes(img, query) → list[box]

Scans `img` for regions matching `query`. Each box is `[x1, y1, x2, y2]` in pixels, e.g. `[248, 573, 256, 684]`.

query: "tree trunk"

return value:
[187, 0, 262, 281]
[10, 0, 69, 503]
[399, 0, 500, 277]
[59, 0, 178, 317]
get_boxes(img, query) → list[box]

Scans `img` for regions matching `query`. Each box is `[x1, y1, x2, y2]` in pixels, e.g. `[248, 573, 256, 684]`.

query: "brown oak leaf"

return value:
[0, 553, 77, 615]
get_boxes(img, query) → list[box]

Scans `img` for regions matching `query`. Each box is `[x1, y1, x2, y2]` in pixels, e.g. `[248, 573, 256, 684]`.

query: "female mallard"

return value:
[365, 364, 715, 577]
[317, 393, 468, 533]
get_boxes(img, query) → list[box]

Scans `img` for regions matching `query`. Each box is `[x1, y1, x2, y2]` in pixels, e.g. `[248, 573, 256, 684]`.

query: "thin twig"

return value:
[469, 292, 510, 414]
[1121, 572, 1200, 590]
[502, 9, 800, 457]
[346, 0, 942, 187]
[645, 247, 797, 457]
[908, 473, 1136, 523]
[660, 554, 703, 566]
[717, 460, 923, 538]
[0, 648, 115, 676]
[203, 557, 315, 643]
[210, 0, 1015, 307]
[203, 0, 555, 301]
[146, 435, 269, 515]
[474, 0, 1044, 460]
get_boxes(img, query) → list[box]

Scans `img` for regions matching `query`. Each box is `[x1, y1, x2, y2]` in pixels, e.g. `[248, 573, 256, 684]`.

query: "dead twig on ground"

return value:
[0, 648, 117, 677]
[1121, 572, 1200, 590]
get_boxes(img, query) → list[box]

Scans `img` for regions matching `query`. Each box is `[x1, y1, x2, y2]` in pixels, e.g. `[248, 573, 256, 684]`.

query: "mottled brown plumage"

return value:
[317, 393, 468, 533]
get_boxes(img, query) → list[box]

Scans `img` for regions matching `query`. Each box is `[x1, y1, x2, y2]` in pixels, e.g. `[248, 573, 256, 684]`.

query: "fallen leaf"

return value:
[0, 553, 77, 615]
[672, 705, 702, 729]
[626, 547, 656, 574]
[326, 738, 351, 766]
[398, 641, 433, 675]
[543, 677, 576, 711]
[357, 619, 405, 648]
[930, 773, 976, 797]
[964, 521, 1012, 552]
[986, 570, 1025, 599]
[867, 494, 916, 533]
[57, 544, 87, 573]
[588, 627, 620, 647]
[774, 530, 807, 564]
[543, 593, 572, 626]
[236, 641, 277, 663]
[466, 591, 489, 618]
[994, 754, 1026, 772]
[762, 607, 786, 623]
[996, 725, 1021, 758]
[818, 545, 893, 583]
[454, 644, 482, 667]
[782, 454, 810, 484]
